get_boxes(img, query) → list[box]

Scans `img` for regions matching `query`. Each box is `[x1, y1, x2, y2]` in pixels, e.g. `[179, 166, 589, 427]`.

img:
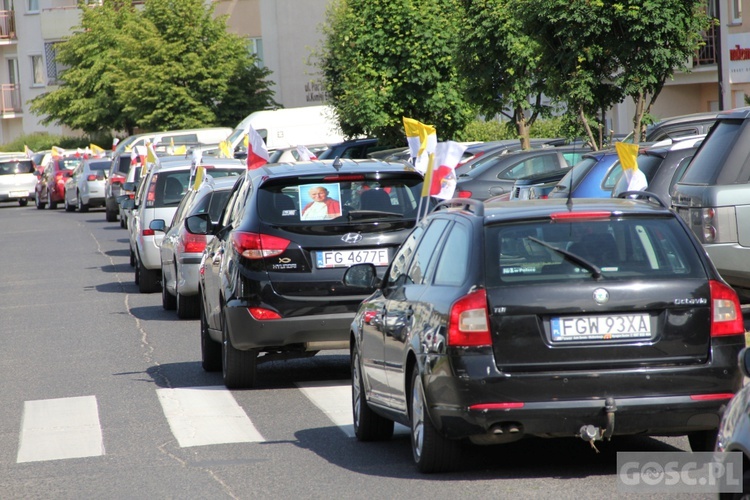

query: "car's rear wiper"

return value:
[527, 236, 602, 279]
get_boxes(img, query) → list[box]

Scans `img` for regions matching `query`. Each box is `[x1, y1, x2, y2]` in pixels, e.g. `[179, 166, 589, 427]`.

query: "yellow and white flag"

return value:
[90, 143, 106, 157]
[192, 165, 205, 189]
[145, 141, 160, 170]
[24, 145, 33, 158]
[51, 146, 66, 157]
[615, 142, 647, 192]
[403, 117, 437, 174]
[218, 140, 232, 159]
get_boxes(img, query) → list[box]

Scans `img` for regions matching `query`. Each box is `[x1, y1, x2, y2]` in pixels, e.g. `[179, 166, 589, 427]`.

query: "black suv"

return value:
[345, 195, 744, 472]
[186, 159, 425, 388]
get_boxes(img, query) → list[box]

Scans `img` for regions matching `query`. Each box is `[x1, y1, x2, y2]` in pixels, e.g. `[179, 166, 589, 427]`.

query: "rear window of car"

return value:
[257, 174, 422, 225]
[116, 155, 131, 175]
[145, 170, 191, 208]
[59, 158, 81, 171]
[189, 189, 232, 222]
[680, 120, 743, 185]
[0, 160, 34, 175]
[89, 160, 111, 171]
[484, 216, 706, 286]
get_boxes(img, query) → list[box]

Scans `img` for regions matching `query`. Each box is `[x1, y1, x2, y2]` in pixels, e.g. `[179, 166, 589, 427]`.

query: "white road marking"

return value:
[156, 386, 264, 447]
[17, 395, 105, 463]
[296, 381, 409, 437]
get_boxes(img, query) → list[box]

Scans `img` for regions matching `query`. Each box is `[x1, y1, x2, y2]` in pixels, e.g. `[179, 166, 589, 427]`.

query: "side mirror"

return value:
[343, 263, 380, 290]
[121, 198, 135, 210]
[185, 213, 212, 235]
[122, 181, 136, 192]
[149, 219, 166, 233]
[115, 194, 129, 205]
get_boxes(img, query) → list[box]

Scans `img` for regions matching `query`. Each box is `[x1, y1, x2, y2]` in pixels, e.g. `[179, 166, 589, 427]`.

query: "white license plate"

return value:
[550, 313, 651, 342]
[10, 190, 27, 197]
[316, 248, 389, 268]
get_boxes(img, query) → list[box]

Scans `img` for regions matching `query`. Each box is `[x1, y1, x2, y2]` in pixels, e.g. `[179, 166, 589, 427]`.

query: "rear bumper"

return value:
[224, 298, 353, 351]
[421, 339, 744, 440]
[176, 254, 202, 296]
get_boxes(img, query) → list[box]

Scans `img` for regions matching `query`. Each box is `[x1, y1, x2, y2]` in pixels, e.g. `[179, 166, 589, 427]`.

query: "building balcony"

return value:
[693, 24, 717, 68]
[0, 10, 16, 44]
[0, 84, 22, 117]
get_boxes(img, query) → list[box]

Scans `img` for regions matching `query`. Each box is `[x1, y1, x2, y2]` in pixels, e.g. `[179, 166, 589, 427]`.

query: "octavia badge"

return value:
[593, 288, 609, 304]
[341, 233, 363, 244]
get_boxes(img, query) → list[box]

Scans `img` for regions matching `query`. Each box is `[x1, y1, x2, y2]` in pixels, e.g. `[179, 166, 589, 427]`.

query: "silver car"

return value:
[63, 158, 110, 212]
[157, 175, 240, 318]
[0, 158, 36, 206]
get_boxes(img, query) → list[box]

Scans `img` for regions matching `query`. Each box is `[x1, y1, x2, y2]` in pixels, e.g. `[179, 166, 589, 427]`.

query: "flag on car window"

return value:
[615, 142, 648, 192]
[24, 145, 33, 158]
[51, 146, 66, 157]
[145, 142, 160, 170]
[218, 140, 232, 159]
[192, 165, 205, 189]
[246, 126, 269, 170]
[90, 144, 106, 157]
[296, 145, 316, 161]
[403, 117, 437, 174]
[430, 141, 467, 200]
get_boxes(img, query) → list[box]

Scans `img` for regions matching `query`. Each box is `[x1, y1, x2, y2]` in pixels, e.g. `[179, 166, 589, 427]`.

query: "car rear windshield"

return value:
[0, 160, 34, 175]
[59, 158, 81, 171]
[679, 120, 742, 185]
[189, 189, 232, 222]
[116, 155, 131, 175]
[484, 216, 706, 286]
[257, 173, 423, 225]
[89, 160, 111, 171]
[146, 168, 241, 208]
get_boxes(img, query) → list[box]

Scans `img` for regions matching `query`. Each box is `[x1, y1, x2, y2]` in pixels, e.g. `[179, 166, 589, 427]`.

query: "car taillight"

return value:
[469, 402, 525, 410]
[142, 228, 155, 237]
[231, 231, 290, 259]
[457, 190, 472, 198]
[178, 226, 206, 254]
[447, 289, 491, 347]
[111, 174, 126, 185]
[87, 174, 97, 181]
[248, 307, 282, 320]
[709, 280, 744, 337]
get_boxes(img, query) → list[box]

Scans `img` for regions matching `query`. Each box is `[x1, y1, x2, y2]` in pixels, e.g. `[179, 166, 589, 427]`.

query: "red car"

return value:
[34, 156, 81, 209]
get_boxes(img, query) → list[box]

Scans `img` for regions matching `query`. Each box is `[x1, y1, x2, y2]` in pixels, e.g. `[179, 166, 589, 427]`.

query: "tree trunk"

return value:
[632, 92, 646, 145]
[514, 106, 530, 150]
[579, 106, 599, 151]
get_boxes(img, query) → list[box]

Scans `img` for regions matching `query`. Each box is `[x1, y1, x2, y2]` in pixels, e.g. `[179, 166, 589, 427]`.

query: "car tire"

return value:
[120, 215, 127, 229]
[129, 247, 135, 268]
[18, 198, 28, 207]
[106, 207, 118, 222]
[63, 196, 74, 212]
[222, 313, 257, 389]
[35, 194, 45, 210]
[201, 302, 222, 372]
[688, 430, 718, 452]
[77, 192, 89, 212]
[410, 366, 460, 473]
[49, 194, 58, 210]
[352, 347, 394, 441]
[161, 269, 176, 310]
[177, 291, 200, 319]
[138, 262, 160, 293]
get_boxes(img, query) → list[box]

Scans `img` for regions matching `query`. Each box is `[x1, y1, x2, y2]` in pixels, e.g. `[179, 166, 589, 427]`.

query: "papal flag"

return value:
[615, 142, 648, 192]
[51, 146, 66, 157]
[90, 144, 106, 157]
[145, 142, 160, 170]
[218, 140, 232, 159]
[24, 145, 33, 158]
[403, 117, 437, 174]
[192, 165, 205, 189]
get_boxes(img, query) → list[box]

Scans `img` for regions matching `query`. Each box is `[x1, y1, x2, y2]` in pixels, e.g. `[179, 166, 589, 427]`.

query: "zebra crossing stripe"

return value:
[296, 381, 356, 437]
[156, 386, 264, 447]
[17, 395, 105, 463]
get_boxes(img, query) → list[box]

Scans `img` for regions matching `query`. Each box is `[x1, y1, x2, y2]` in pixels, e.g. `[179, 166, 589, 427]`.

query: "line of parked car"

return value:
[6, 113, 750, 483]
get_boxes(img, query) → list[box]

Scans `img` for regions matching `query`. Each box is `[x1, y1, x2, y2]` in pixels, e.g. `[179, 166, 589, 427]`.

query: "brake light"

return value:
[232, 231, 290, 259]
[87, 174, 97, 181]
[469, 402, 524, 410]
[550, 211, 611, 220]
[709, 280, 744, 336]
[323, 175, 364, 181]
[689, 393, 734, 401]
[248, 307, 282, 320]
[447, 289, 491, 347]
[178, 226, 206, 254]
[111, 174, 126, 185]
[142, 228, 155, 237]
[457, 190, 472, 198]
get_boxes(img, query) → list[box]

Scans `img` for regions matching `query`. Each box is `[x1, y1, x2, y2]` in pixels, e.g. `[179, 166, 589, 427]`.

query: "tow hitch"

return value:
[578, 397, 617, 453]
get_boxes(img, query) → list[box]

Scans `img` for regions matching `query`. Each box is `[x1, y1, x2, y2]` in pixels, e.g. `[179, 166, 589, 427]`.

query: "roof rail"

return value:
[615, 190, 668, 209]
[432, 198, 484, 216]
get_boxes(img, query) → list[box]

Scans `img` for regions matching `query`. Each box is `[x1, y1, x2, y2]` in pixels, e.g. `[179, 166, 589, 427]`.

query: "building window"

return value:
[733, 0, 742, 24]
[31, 55, 44, 86]
[249, 37, 263, 68]
[27, 0, 39, 13]
[44, 42, 67, 85]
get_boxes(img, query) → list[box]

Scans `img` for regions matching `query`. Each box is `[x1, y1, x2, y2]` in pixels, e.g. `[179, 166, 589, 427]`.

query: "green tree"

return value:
[316, 0, 475, 145]
[30, 0, 277, 135]
[517, 0, 710, 146]
[456, 0, 550, 149]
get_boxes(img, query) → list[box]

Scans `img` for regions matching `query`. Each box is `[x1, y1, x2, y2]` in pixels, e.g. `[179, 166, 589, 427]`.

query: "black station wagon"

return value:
[345, 194, 745, 472]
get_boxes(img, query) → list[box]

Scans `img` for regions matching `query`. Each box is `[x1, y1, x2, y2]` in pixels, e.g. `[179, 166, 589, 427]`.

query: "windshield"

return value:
[679, 120, 743, 185]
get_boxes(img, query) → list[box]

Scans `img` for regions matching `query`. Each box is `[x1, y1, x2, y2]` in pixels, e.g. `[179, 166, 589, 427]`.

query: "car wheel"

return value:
[201, 301, 222, 372]
[138, 263, 160, 293]
[18, 197, 28, 207]
[63, 196, 74, 212]
[48, 194, 58, 210]
[129, 247, 135, 268]
[410, 366, 459, 473]
[35, 194, 45, 210]
[352, 347, 394, 441]
[120, 215, 127, 229]
[222, 313, 257, 389]
[688, 430, 718, 452]
[161, 269, 176, 310]
[106, 207, 118, 222]
[177, 289, 200, 319]
[77, 192, 89, 212]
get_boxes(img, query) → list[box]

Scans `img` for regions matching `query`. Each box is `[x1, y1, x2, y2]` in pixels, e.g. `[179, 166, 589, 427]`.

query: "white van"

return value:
[224, 105, 345, 152]
[113, 127, 232, 156]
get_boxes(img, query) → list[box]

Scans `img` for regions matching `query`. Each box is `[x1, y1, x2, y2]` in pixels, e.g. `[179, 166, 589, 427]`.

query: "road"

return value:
[0, 203, 717, 499]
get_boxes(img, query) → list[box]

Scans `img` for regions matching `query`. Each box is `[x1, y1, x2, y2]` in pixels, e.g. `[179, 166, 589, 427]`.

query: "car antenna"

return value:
[332, 156, 343, 171]
[566, 154, 574, 211]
